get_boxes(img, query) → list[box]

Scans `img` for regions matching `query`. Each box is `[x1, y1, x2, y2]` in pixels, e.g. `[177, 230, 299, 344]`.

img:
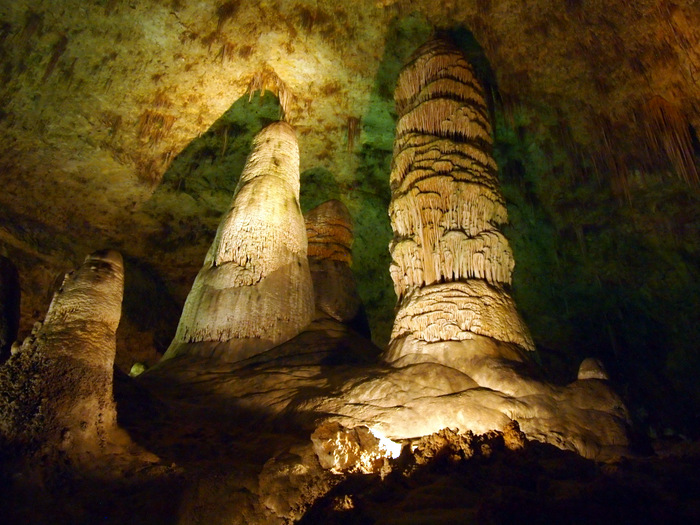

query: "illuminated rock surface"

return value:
[386, 38, 533, 362]
[0, 250, 146, 466]
[162, 121, 314, 363]
[1, 1, 700, 521]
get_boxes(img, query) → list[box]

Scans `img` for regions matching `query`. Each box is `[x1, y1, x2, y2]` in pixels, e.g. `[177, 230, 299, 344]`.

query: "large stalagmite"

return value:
[301, 39, 631, 461]
[384, 39, 534, 369]
[0, 250, 133, 461]
[305, 199, 363, 325]
[163, 121, 314, 363]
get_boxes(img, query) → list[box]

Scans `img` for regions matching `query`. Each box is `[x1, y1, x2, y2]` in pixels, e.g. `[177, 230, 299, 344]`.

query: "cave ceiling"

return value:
[1, 0, 699, 374]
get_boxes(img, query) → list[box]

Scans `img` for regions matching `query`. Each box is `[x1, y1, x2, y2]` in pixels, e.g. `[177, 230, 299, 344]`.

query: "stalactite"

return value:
[347, 116, 361, 152]
[641, 96, 699, 186]
[247, 66, 292, 119]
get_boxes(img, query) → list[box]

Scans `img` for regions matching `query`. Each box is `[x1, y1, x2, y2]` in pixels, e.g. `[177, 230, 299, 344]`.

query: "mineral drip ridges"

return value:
[163, 121, 314, 362]
[387, 39, 533, 350]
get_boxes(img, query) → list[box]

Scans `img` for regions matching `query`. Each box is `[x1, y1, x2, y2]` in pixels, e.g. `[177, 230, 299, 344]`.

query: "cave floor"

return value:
[2, 368, 700, 525]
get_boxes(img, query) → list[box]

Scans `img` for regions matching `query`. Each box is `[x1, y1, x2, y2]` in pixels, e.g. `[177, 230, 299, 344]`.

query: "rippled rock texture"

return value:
[162, 121, 314, 363]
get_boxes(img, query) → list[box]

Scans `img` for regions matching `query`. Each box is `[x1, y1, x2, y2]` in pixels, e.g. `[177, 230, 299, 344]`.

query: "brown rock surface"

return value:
[305, 199, 363, 324]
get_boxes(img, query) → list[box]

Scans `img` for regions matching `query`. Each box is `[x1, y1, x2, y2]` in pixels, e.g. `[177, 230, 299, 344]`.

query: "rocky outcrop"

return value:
[163, 121, 314, 363]
[0, 255, 20, 364]
[385, 39, 534, 367]
[305, 200, 363, 325]
[0, 250, 133, 461]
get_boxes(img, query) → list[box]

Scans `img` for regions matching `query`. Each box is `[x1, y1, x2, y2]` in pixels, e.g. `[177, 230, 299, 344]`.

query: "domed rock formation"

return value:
[0, 250, 137, 464]
[162, 121, 314, 363]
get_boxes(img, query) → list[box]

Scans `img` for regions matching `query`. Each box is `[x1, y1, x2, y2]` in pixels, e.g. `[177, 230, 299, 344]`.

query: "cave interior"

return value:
[1, 1, 700, 523]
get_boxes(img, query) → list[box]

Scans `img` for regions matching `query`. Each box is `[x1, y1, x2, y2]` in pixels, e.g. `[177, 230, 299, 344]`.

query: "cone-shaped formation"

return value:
[305, 199, 362, 324]
[0, 255, 20, 363]
[0, 250, 126, 457]
[163, 121, 314, 362]
[385, 39, 533, 362]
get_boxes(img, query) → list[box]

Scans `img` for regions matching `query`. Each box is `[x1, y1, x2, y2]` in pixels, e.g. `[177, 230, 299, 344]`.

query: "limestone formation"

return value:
[163, 121, 314, 362]
[0, 250, 131, 460]
[142, 41, 631, 462]
[305, 200, 362, 324]
[385, 39, 534, 364]
[0, 255, 20, 363]
[296, 39, 631, 461]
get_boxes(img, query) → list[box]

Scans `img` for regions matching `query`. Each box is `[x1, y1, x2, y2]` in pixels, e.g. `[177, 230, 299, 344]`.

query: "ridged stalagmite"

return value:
[163, 121, 314, 363]
[304, 199, 362, 323]
[384, 39, 534, 367]
[0, 250, 127, 457]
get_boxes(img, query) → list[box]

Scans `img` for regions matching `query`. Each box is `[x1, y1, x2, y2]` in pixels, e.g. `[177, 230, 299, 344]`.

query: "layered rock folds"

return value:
[386, 39, 534, 366]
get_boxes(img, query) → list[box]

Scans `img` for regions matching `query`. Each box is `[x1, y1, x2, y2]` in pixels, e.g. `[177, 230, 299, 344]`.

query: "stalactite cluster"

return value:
[641, 96, 699, 186]
[247, 67, 292, 119]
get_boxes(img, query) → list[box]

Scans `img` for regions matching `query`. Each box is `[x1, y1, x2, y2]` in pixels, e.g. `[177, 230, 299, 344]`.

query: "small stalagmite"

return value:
[304, 199, 362, 324]
[163, 121, 314, 363]
[0, 250, 128, 458]
[384, 38, 533, 366]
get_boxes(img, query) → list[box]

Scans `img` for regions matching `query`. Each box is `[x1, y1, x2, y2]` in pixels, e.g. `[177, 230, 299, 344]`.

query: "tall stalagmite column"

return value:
[0, 250, 126, 456]
[163, 121, 314, 363]
[304, 199, 362, 324]
[384, 39, 534, 366]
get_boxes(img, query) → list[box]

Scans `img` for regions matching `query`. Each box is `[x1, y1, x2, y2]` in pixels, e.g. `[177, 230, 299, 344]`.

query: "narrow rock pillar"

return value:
[0, 250, 125, 455]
